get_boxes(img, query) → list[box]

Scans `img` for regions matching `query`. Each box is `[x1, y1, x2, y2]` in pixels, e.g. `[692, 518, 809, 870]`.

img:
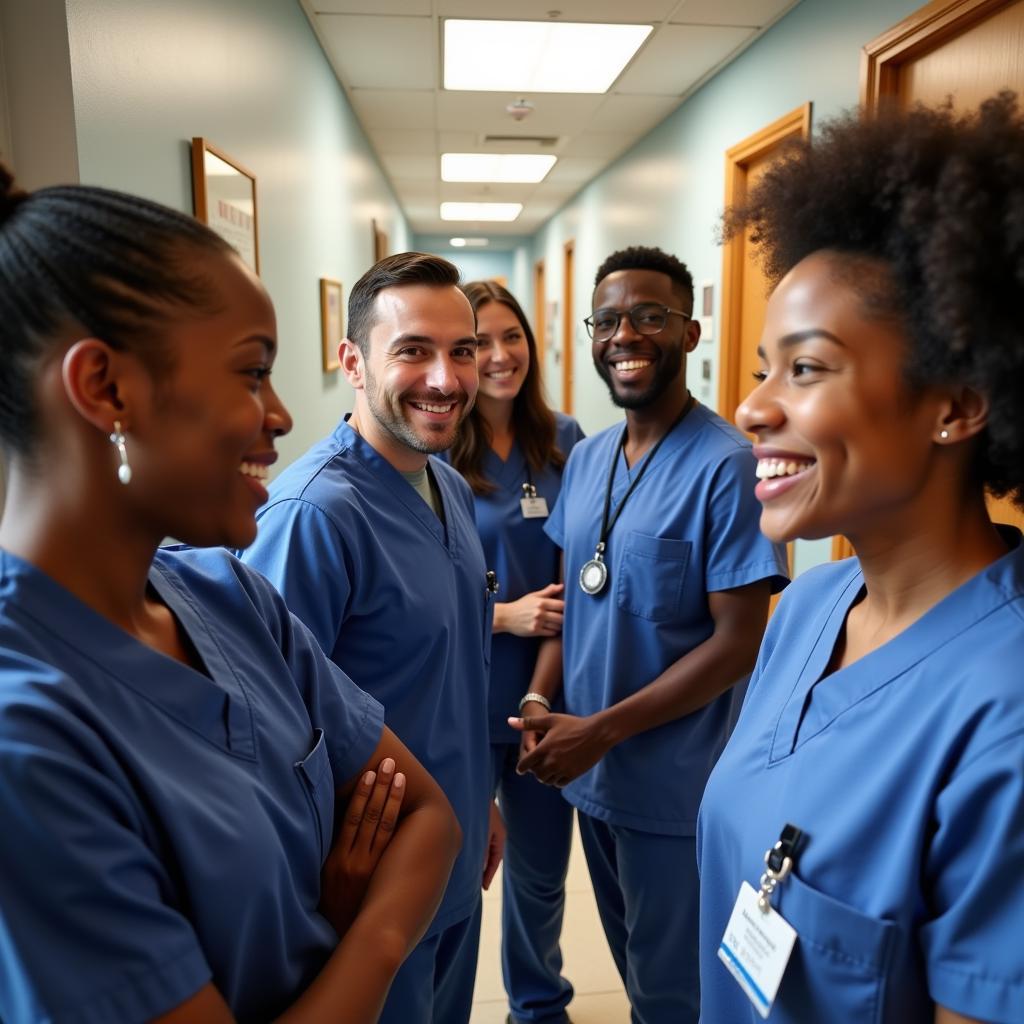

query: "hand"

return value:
[482, 801, 506, 890]
[509, 712, 615, 788]
[320, 757, 405, 935]
[517, 699, 549, 757]
[494, 583, 565, 637]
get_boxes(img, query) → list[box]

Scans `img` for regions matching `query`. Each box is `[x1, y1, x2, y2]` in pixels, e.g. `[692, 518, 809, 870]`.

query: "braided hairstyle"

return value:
[721, 92, 1024, 507]
[0, 165, 235, 457]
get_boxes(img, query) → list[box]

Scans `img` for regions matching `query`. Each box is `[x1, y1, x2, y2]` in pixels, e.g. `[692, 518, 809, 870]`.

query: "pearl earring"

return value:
[939, 429, 950, 440]
[109, 421, 132, 485]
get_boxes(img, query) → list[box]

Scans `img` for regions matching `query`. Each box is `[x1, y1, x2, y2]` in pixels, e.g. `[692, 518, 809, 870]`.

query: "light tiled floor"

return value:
[470, 820, 630, 1023]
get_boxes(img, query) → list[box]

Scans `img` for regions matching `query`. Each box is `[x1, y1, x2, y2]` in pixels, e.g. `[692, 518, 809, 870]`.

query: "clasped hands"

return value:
[509, 702, 615, 788]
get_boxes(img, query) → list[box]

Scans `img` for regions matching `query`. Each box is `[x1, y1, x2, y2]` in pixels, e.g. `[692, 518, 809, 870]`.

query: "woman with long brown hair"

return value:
[446, 280, 583, 1024]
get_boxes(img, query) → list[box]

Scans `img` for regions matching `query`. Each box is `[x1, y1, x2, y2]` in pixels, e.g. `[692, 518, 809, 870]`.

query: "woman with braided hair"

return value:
[697, 94, 1024, 1024]
[0, 168, 459, 1023]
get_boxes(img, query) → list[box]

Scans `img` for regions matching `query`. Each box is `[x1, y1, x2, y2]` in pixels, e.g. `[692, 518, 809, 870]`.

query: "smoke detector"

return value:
[505, 98, 535, 122]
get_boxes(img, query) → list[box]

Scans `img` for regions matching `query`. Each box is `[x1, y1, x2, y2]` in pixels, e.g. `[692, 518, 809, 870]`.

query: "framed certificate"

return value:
[191, 137, 259, 274]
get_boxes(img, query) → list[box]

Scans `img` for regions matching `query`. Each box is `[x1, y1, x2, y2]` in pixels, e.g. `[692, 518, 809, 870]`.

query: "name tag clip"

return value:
[757, 823, 804, 913]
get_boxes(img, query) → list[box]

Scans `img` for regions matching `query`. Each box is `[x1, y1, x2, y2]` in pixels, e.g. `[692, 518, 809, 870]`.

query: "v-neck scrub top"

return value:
[239, 417, 492, 937]
[443, 411, 585, 741]
[697, 543, 1024, 1023]
[0, 547, 384, 1023]
[545, 402, 788, 835]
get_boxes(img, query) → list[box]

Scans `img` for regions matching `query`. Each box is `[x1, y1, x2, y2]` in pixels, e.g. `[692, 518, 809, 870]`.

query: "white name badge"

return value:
[520, 496, 550, 519]
[718, 881, 797, 1019]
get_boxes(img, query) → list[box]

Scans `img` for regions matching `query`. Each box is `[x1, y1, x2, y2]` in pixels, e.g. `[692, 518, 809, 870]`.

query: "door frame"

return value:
[861, 0, 1017, 105]
[533, 259, 546, 378]
[562, 240, 575, 415]
[718, 104, 812, 421]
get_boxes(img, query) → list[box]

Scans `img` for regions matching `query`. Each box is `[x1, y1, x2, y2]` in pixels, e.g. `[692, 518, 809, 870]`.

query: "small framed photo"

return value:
[320, 278, 343, 373]
[191, 137, 259, 274]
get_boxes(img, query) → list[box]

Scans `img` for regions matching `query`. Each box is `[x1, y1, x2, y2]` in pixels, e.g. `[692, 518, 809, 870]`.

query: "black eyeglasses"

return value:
[584, 303, 691, 342]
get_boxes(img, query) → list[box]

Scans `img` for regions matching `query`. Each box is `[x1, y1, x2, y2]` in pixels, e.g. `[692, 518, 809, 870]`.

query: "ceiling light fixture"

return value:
[441, 202, 523, 222]
[449, 237, 468, 247]
[444, 19, 652, 94]
[442, 153, 556, 183]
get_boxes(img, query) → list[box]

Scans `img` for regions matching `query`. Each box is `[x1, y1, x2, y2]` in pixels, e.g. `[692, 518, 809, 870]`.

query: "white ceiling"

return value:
[300, 0, 801, 239]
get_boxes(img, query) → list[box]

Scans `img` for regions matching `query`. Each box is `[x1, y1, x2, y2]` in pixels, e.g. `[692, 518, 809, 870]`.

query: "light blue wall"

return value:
[64, 0, 411, 469]
[413, 234, 532, 301]
[526, 0, 922, 575]
[529, 0, 921, 440]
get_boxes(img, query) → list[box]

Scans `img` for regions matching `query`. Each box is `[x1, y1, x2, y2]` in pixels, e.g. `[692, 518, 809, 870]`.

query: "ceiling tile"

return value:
[391, 179, 440, 201]
[437, 132, 479, 151]
[381, 153, 437, 180]
[369, 129, 437, 155]
[558, 133, 635, 159]
[316, 0, 429, 11]
[668, 0, 799, 27]
[437, 1, 676, 21]
[614, 25, 754, 94]
[349, 89, 434, 129]
[436, 91, 604, 133]
[439, 181, 535, 202]
[544, 156, 609, 185]
[317, 15, 435, 90]
[588, 94, 681, 134]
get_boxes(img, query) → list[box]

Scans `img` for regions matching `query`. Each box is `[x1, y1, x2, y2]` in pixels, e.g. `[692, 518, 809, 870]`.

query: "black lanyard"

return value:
[596, 395, 695, 551]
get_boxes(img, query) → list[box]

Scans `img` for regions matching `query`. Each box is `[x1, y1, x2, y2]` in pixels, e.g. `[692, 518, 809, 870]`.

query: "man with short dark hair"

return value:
[512, 246, 788, 1023]
[239, 252, 502, 1023]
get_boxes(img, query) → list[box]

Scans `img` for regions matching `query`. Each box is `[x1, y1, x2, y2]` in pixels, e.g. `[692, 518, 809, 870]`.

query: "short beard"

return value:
[594, 341, 683, 410]
[364, 368, 466, 454]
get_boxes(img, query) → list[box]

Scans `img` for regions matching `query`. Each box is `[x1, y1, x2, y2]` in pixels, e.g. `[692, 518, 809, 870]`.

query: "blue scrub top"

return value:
[238, 417, 492, 936]
[545, 402, 788, 835]
[697, 541, 1024, 1024]
[443, 411, 585, 742]
[0, 547, 384, 1024]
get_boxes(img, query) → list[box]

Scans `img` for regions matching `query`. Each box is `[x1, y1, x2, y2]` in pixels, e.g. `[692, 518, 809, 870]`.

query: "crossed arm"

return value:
[155, 726, 460, 1024]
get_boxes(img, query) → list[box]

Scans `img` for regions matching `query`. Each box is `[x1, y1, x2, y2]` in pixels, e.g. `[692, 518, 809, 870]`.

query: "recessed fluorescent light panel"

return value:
[442, 153, 557, 184]
[444, 20, 652, 94]
[441, 202, 522, 222]
[450, 237, 490, 247]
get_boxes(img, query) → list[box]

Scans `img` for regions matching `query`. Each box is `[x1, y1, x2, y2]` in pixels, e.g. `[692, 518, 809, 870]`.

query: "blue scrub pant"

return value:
[378, 900, 482, 1024]
[578, 813, 700, 1024]
[492, 742, 575, 1024]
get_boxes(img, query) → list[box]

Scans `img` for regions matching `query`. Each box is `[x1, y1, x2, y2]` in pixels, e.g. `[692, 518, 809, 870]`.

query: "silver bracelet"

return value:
[518, 692, 552, 712]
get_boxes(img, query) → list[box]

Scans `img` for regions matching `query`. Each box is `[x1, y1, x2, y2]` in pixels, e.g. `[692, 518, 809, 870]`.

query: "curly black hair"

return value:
[593, 245, 694, 311]
[722, 91, 1024, 506]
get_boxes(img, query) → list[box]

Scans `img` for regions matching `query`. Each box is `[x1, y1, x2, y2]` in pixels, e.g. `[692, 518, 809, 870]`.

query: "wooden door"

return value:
[719, 105, 812, 422]
[534, 259, 546, 379]
[562, 241, 575, 415]
[720, 107, 811, 584]
[839, 0, 1024, 558]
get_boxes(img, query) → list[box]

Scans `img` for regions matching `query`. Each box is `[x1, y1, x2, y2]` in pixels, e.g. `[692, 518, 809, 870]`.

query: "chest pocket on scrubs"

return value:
[775, 870, 897, 1024]
[615, 532, 690, 622]
[295, 728, 335, 864]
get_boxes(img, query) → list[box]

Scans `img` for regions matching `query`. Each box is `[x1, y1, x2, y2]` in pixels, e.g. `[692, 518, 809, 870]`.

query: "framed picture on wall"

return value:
[372, 218, 388, 263]
[320, 278, 343, 373]
[191, 137, 259, 274]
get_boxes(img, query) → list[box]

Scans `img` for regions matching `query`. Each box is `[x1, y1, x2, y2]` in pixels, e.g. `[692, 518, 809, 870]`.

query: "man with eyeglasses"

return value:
[509, 246, 788, 1023]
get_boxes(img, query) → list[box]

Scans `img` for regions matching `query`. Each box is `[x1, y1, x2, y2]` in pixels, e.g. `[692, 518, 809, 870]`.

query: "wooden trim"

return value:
[562, 240, 575, 415]
[717, 104, 811, 421]
[190, 137, 260, 274]
[860, 0, 1015, 107]
[319, 277, 343, 373]
[534, 259, 546, 373]
[831, 536, 856, 560]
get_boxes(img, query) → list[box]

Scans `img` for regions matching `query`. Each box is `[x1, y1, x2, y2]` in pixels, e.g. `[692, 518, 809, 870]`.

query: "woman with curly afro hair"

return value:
[696, 93, 1024, 1024]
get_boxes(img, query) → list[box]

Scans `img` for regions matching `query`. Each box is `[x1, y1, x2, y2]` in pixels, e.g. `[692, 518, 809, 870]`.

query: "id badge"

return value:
[718, 881, 797, 1019]
[520, 496, 549, 519]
